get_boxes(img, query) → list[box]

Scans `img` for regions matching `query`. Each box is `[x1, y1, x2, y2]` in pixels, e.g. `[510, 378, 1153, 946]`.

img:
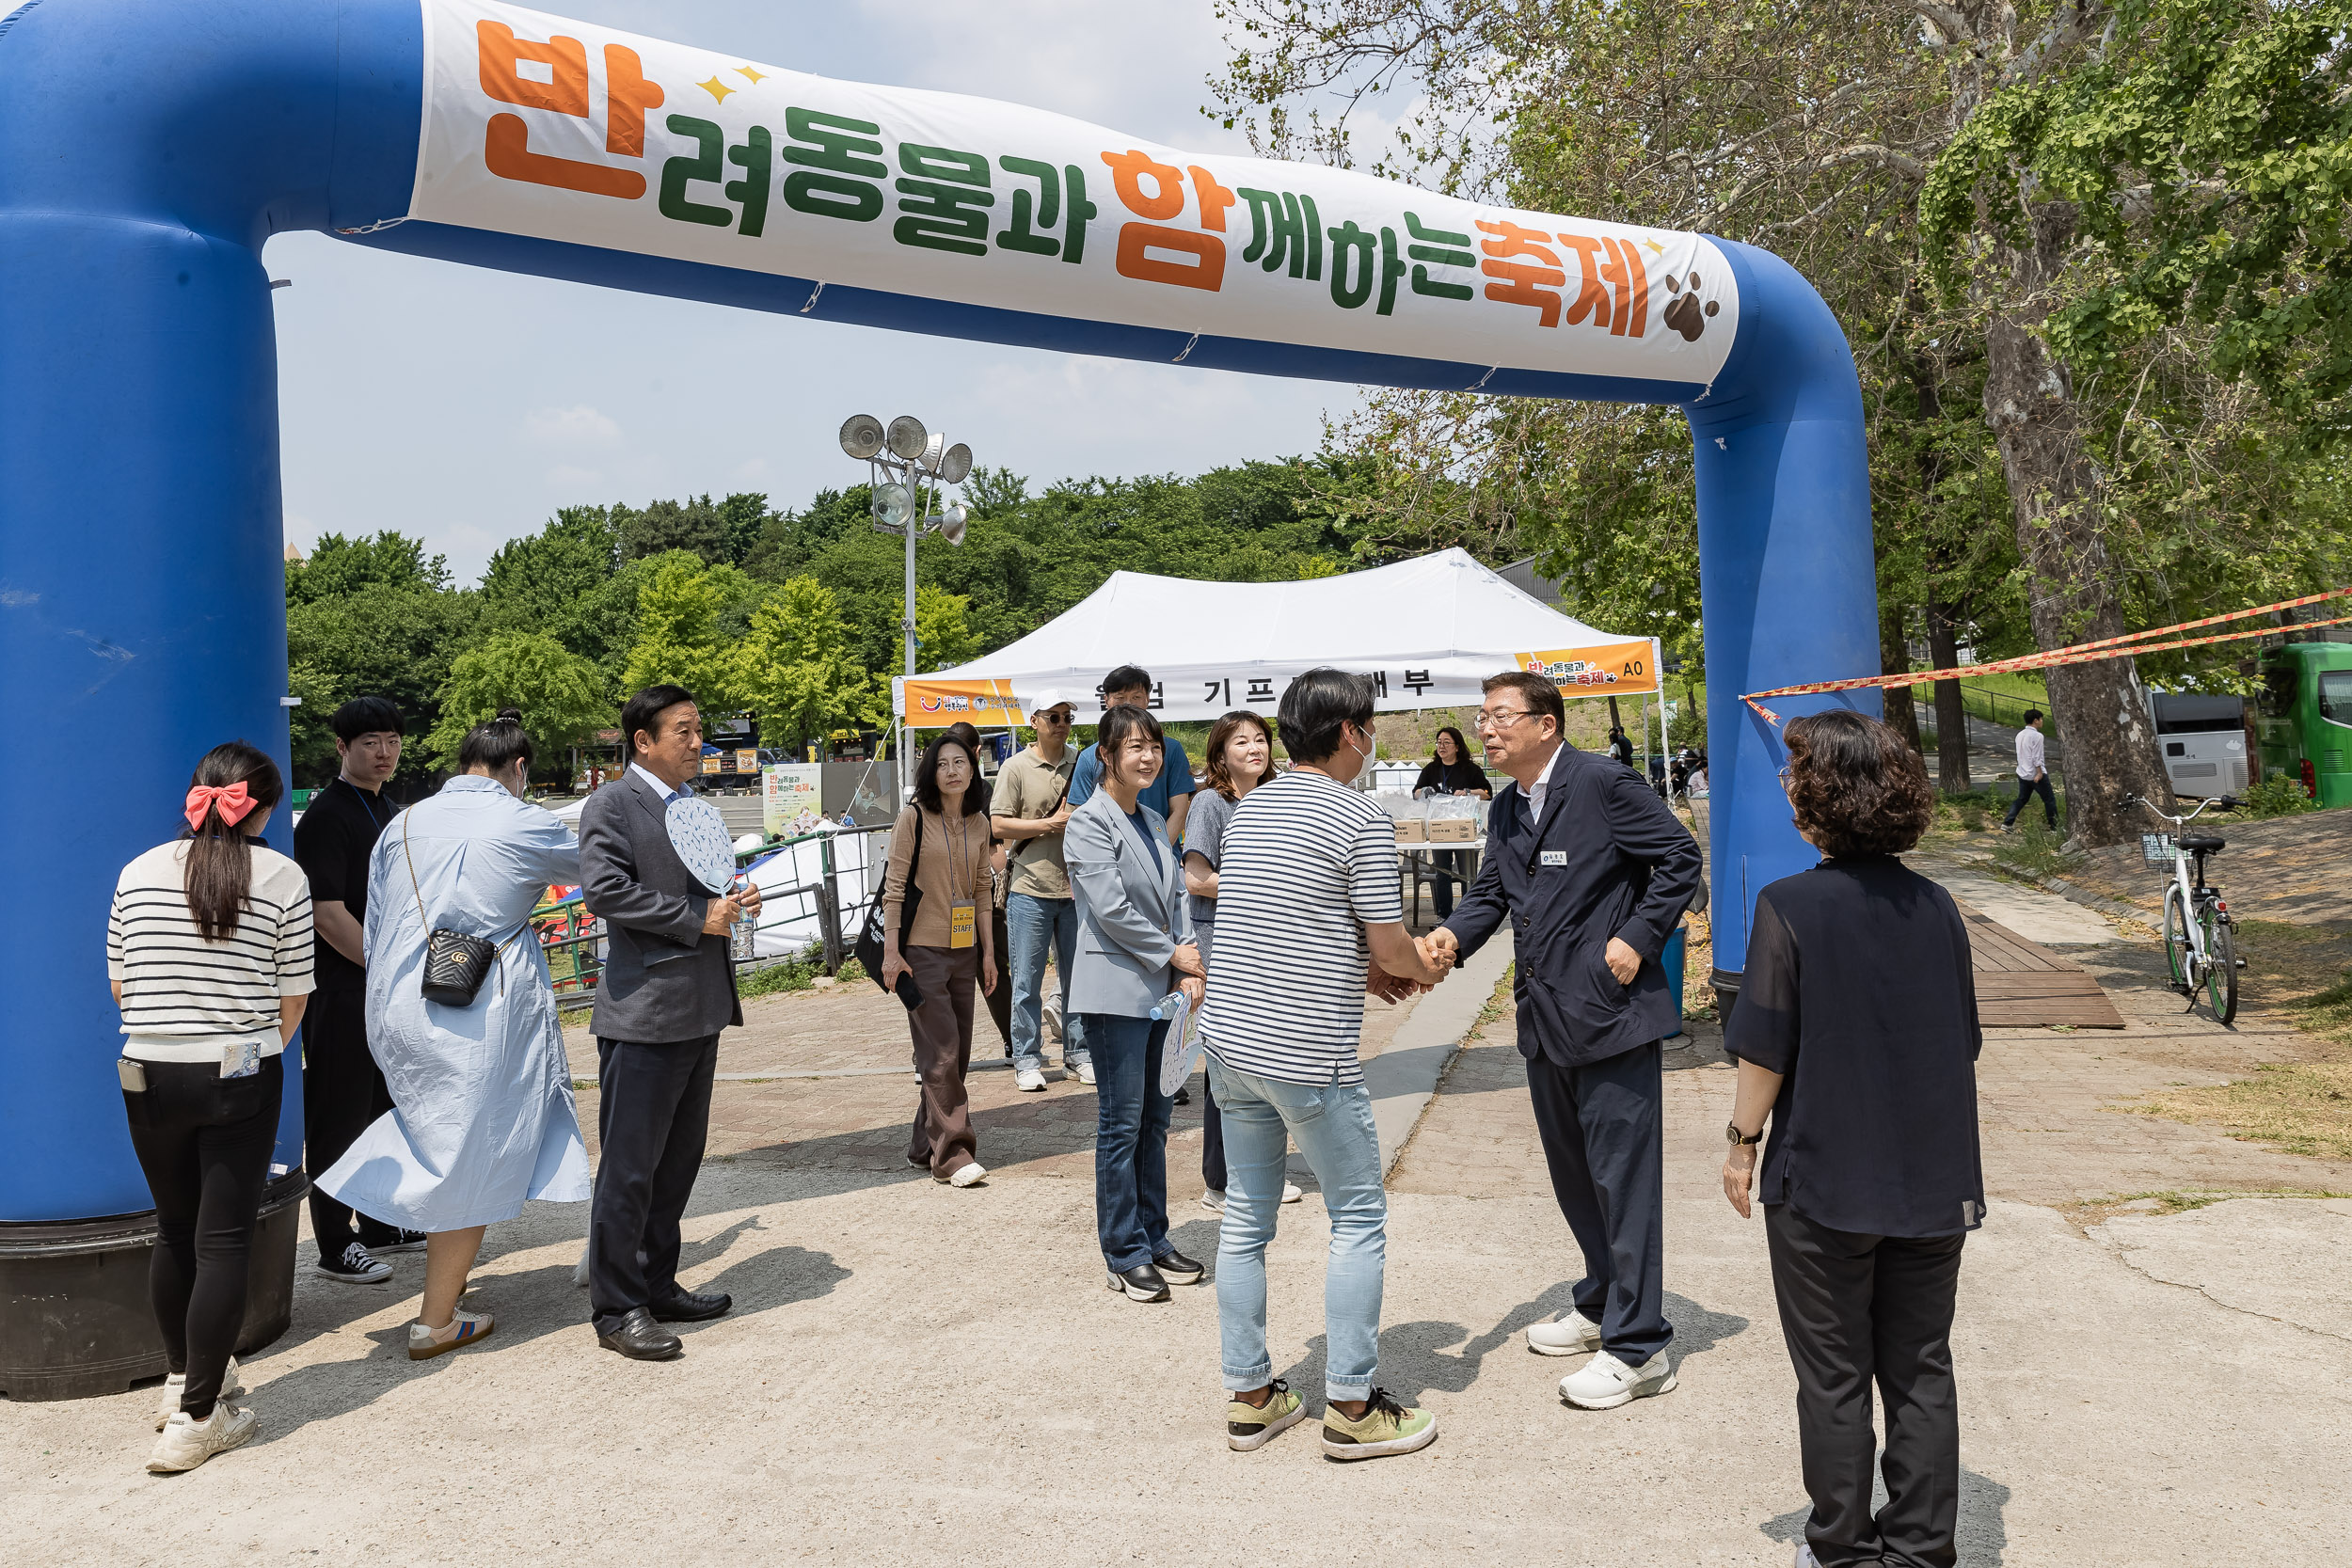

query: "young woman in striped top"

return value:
[107, 741, 314, 1473]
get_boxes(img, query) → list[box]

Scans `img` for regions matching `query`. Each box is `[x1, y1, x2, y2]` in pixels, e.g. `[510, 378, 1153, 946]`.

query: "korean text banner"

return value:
[1515, 641, 1661, 695]
[412, 0, 1740, 388]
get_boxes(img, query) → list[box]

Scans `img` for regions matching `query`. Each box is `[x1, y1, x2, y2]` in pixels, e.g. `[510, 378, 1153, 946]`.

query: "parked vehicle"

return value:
[2255, 641, 2352, 807]
[2147, 692, 2249, 799]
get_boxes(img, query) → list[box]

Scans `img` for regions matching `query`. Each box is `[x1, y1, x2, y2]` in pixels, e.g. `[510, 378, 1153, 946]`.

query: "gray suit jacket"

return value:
[580, 770, 742, 1044]
[1065, 791, 1193, 1018]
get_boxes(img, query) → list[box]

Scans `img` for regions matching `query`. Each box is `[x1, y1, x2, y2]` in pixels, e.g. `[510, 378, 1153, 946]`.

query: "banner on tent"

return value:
[1514, 639, 1660, 695]
[410, 1, 1740, 388]
[898, 677, 1027, 725]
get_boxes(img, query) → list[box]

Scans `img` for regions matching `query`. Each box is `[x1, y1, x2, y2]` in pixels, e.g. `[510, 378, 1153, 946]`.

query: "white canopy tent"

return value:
[894, 548, 1662, 742]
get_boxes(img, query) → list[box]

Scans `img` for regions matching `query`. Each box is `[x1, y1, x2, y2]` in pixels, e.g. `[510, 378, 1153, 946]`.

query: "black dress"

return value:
[1724, 854, 1983, 1568]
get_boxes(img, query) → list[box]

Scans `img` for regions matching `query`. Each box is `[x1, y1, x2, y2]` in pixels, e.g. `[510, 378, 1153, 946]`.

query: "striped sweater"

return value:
[107, 841, 316, 1051]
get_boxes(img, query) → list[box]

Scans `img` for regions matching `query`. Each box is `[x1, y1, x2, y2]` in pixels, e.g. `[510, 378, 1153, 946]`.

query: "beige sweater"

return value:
[882, 804, 993, 950]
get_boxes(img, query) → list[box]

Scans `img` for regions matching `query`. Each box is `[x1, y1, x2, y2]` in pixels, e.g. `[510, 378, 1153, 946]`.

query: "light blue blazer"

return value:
[1064, 790, 1194, 1019]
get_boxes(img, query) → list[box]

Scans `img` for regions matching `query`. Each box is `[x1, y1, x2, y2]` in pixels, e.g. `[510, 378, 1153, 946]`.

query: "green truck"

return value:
[2256, 641, 2352, 807]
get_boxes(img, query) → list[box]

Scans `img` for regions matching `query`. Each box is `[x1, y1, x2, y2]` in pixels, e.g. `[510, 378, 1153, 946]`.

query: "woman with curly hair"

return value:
[1721, 709, 1983, 1568]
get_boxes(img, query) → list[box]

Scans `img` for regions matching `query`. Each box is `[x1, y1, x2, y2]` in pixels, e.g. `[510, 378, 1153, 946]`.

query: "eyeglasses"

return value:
[1777, 765, 1794, 789]
[1472, 708, 1533, 731]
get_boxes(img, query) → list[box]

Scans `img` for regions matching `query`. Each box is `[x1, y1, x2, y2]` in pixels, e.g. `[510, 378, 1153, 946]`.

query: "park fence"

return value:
[534, 822, 894, 1012]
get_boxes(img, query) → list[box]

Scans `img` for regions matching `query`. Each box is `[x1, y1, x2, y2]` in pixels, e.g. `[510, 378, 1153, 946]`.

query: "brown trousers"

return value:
[905, 943, 979, 1178]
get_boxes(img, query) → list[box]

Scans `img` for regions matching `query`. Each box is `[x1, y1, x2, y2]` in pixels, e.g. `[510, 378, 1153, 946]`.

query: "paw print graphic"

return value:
[1661, 271, 1720, 341]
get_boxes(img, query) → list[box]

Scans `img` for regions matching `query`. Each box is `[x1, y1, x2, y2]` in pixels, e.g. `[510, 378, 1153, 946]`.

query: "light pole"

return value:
[838, 414, 973, 789]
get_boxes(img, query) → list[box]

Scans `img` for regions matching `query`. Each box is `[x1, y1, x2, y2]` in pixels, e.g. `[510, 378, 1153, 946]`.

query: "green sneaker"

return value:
[1226, 1378, 1307, 1451]
[1321, 1387, 1438, 1461]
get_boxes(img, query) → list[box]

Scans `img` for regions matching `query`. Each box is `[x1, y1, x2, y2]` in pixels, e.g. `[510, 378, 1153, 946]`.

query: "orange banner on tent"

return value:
[1516, 639, 1660, 695]
[899, 677, 1026, 727]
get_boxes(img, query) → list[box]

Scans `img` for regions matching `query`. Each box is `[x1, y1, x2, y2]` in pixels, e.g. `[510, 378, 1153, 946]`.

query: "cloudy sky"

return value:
[267, 0, 1366, 582]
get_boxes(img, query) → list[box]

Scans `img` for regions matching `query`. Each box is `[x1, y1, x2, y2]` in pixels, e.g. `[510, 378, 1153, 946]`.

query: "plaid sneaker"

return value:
[1321, 1387, 1438, 1461]
[1226, 1379, 1306, 1451]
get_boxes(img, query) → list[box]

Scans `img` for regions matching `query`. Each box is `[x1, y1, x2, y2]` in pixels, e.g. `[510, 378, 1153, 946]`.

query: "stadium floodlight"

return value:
[938, 442, 973, 484]
[885, 414, 929, 461]
[838, 413, 884, 460]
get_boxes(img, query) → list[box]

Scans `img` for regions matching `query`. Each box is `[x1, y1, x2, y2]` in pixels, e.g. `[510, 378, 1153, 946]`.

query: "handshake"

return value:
[1366, 927, 1461, 1004]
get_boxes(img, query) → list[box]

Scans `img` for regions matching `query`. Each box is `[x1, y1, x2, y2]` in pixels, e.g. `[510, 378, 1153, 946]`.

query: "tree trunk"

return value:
[1924, 595, 1974, 795]
[1879, 604, 1923, 754]
[1980, 203, 2169, 847]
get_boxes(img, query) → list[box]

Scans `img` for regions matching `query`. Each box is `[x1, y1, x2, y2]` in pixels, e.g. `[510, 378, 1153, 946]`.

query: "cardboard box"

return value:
[1392, 819, 1428, 843]
[1426, 817, 1476, 843]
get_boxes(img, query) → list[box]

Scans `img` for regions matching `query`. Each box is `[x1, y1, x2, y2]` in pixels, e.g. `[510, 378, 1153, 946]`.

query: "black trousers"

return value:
[1525, 1041, 1670, 1364]
[589, 1034, 719, 1336]
[1200, 1071, 1227, 1192]
[303, 986, 398, 1249]
[984, 903, 1013, 1054]
[123, 1054, 282, 1418]
[1766, 1203, 1967, 1568]
[2003, 773, 2057, 828]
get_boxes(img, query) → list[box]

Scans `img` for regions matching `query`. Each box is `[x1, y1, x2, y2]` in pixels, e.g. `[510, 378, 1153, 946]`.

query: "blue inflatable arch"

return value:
[0, 0, 1877, 1225]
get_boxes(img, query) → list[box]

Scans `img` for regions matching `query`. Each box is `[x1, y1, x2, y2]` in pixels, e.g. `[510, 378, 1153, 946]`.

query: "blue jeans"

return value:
[1209, 1057, 1387, 1402]
[1007, 893, 1088, 1072]
[1085, 1012, 1172, 1273]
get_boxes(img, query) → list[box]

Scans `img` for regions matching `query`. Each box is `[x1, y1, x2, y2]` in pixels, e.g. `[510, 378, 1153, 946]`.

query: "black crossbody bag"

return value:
[854, 807, 925, 1009]
[405, 816, 507, 1006]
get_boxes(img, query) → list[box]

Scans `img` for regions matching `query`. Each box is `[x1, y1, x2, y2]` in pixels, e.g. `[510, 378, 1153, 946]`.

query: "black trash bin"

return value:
[0, 1171, 306, 1402]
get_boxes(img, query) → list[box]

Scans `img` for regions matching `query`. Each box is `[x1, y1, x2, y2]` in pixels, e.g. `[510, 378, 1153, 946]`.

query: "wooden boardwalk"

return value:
[1960, 901, 2127, 1029]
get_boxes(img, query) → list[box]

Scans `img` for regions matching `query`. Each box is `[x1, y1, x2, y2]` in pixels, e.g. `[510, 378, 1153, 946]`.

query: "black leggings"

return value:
[123, 1053, 281, 1418]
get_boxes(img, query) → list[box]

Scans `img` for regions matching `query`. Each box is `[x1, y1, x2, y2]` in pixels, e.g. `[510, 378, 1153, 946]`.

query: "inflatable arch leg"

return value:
[0, 0, 1875, 1376]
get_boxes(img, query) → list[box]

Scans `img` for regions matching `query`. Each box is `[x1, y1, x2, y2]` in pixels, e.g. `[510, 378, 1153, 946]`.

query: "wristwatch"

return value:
[1725, 1121, 1763, 1147]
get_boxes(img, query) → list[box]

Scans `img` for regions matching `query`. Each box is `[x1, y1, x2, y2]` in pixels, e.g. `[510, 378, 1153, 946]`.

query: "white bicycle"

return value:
[2124, 792, 2242, 1024]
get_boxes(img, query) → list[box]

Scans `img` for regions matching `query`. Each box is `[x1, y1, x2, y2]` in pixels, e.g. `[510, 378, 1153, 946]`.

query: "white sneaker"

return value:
[949, 1163, 989, 1188]
[407, 1306, 496, 1361]
[1200, 1189, 1226, 1212]
[154, 1357, 245, 1430]
[1016, 1069, 1046, 1092]
[1558, 1349, 1677, 1410]
[1794, 1545, 1823, 1568]
[1279, 1181, 1303, 1205]
[1525, 1308, 1603, 1357]
[1075, 1061, 1096, 1086]
[146, 1399, 257, 1472]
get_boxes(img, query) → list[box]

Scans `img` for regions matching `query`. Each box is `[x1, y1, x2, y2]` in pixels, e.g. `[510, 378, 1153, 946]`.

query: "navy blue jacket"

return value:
[1440, 743, 1703, 1067]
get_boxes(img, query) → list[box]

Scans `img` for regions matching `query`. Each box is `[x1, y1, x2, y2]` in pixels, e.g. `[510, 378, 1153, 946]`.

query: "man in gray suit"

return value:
[579, 684, 761, 1361]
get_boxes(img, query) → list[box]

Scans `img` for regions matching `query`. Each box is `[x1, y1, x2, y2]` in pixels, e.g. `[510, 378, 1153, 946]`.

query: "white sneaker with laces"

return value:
[154, 1357, 245, 1430]
[1016, 1069, 1046, 1092]
[1558, 1349, 1677, 1409]
[1075, 1061, 1096, 1086]
[1279, 1181, 1303, 1205]
[1525, 1307, 1603, 1357]
[146, 1399, 258, 1472]
[949, 1163, 989, 1188]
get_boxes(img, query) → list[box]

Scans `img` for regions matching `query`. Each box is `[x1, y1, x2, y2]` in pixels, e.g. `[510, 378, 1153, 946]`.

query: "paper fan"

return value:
[664, 797, 737, 894]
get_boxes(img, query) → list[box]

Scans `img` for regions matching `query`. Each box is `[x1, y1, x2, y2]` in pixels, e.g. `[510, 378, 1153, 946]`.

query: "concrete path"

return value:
[1365, 932, 1512, 1173]
[1914, 856, 2128, 948]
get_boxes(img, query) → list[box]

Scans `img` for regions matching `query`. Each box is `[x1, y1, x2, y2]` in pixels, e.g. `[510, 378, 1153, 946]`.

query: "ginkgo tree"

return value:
[736, 576, 890, 760]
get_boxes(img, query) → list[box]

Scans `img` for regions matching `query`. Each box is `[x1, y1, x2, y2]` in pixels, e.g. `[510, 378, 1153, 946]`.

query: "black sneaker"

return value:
[1173, 1085, 1191, 1105]
[1153, 1248, 1205, 1286]
[373, 1229, 427, 1255]
[314, 1242, 391, 1283]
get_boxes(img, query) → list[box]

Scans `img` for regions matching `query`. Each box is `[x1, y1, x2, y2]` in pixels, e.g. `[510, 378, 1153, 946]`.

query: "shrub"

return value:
[2239, 774, 2318, 821]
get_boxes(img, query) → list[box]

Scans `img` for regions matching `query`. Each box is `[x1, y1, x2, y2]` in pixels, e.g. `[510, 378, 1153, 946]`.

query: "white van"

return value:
[2148, 693, 2249, 797]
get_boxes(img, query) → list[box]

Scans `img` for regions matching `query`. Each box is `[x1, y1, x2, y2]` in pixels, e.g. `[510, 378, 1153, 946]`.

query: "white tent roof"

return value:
[897, 547, 1654, 725]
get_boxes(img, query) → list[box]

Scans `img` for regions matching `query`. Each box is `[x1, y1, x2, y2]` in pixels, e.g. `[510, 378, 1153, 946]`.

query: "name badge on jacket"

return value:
[1540, 850, 1568, 867]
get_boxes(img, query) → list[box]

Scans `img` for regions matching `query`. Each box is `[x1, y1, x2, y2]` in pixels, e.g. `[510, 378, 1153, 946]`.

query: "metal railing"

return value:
[534, 822, 895, 1011]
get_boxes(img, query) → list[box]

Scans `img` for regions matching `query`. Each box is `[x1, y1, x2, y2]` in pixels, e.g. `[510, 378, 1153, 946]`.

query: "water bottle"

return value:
[1148, 991, 1185, 1022]
[729, 876, 757, 961]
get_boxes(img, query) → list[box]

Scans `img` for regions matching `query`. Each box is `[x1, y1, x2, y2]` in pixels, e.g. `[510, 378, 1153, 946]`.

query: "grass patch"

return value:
[1990, 814, 2082, 879]
[2124, 921, 2352, 1162]
[738, 944, 865, 999]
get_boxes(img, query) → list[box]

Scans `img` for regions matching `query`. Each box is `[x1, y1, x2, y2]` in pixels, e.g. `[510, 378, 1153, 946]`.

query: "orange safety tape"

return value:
[1741, 610, 2352, 726]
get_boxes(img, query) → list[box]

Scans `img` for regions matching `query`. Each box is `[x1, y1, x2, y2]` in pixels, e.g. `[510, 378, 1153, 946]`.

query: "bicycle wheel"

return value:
[2203, 911, 2238, 1024]
[2163, 886, 2195, 994]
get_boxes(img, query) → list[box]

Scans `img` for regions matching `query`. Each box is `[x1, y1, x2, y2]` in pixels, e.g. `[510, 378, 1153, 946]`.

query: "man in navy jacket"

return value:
[1424, 671, 1701, 1410]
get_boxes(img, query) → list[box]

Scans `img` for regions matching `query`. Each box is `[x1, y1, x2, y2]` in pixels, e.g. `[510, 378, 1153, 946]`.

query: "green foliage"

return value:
[2240, 773, 2320, 819]
[616, 494, 730, 564]
[622, 558, 746, 709]
[735, 578, 887, 755]
[739, 944, 866, 997]
[1993, 812, 2083, 878]
[914, 584, 980, 672]
[286, 531, 479, 783]
[426, 631, 611, 768]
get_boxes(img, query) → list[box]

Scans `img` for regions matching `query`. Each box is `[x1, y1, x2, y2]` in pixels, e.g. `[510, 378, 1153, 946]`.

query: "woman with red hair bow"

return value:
[106, 741, 315, 1474]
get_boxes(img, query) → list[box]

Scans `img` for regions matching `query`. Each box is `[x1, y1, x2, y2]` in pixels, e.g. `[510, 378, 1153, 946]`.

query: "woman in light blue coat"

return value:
[1067, 705, 1205, 1304]
[318, 710, 588, 1361]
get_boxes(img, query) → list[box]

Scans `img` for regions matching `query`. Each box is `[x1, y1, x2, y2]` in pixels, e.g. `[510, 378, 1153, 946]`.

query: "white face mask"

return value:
[1344, 723, 1375, 785]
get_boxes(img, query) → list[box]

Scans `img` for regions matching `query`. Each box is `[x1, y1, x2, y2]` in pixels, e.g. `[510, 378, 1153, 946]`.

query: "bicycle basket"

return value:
[2140, 832, 2173, 869]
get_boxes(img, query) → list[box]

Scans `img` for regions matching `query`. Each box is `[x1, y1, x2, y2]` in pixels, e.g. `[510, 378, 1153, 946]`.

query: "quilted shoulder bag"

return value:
[853, 806, 924, 991]
[405, 814, 506, 1006]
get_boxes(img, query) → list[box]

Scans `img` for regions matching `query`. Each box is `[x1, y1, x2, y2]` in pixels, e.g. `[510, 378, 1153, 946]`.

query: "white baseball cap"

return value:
[1027, 689, 1074, 720]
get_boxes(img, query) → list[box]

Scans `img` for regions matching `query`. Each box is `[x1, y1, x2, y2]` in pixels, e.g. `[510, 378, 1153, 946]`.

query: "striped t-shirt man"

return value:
[1201, 770, 1402, 1086]
[107, 841, 316, 1059]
